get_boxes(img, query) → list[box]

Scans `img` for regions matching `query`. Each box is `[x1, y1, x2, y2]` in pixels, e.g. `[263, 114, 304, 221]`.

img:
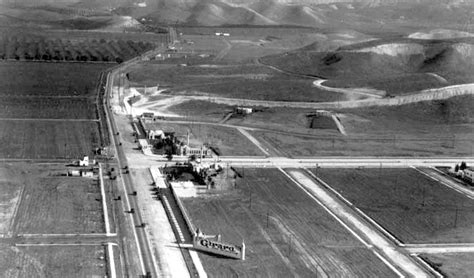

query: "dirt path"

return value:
[285, 169, 429, 278]
[406, 244, 474, 254]
[237, 128, 270, 156]
[312, 79, 385, 99]
[214, 39, 232, 61]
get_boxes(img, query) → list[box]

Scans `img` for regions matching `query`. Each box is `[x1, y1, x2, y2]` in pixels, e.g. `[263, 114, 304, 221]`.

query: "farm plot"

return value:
[420, 253, 474, 278]
[0, 163, 27, 235]
[0, 121, 101, 159]
[143, 122, 264, 156]
[0, 62, 109, 96]
[0, 97, 97, 119]
[12, 165, 104, 234]
[182, 168, 396, 277]
[0, 244, 107, 277]
[312, 168, 474, 243]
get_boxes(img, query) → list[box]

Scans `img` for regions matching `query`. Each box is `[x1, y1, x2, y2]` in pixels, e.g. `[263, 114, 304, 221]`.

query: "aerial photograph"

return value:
[0, 0, 473, 277]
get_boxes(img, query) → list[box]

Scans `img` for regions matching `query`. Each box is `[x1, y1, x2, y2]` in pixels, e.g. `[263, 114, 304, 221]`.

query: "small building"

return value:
[142, 112, 154, 118]
[79, 156, 89, 167]
[81, 171, 94, 178]
[69, 170, 81, 177]
[464, 168, 474, 183]
[178, 145, 212, 157]
[235, 107, 253, 115]
[148, 129, 165, 140]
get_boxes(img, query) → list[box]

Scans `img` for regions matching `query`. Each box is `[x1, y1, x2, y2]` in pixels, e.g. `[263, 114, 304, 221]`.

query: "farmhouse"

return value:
[235, 107, 253, 115]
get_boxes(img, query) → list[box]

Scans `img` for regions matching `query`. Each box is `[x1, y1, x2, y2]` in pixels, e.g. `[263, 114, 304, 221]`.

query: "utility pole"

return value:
[266, 210, 270, 229]
[454, 206, 459, 228]
[288, 234, 293, 257]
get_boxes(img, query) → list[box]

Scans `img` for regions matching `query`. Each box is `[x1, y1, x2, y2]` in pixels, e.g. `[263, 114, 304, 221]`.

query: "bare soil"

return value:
[0, 244, 107, 277]
[12, 164, 104, 234]
[312, 168, 474, 243]
[0, 120, 102, 159]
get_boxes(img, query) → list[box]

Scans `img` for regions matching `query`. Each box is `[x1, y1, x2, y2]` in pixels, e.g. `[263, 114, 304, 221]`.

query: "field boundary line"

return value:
[99, 163, 111, 235]
[17, 233, 117, 237]
[0, 118, 100, 122]
[7, 182, 26, 237]
[15, 243, 108, 246]
[304, 168, 404, 247]
[107, 242, 117, 278]
[279, 168, 408, 278]
[412, 167, 474, 200]
[411, 255, 444, 278]
[237, 128, 270, 156]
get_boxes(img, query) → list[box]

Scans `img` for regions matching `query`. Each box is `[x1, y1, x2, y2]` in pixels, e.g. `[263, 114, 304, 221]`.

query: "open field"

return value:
[143, 121, 264, 156]
[253, 130, 474, 157]
[0, 120, 101, 159]
[0, 244, 107, 277]
[312, 168, 474, 243]
[420, 253, 474, 278]
[167, 100, 234, 123]
[10, 164, 104, 234]
[182, 168, 397, 277]
[0, 97, 97, 119]
[340, 95, 474, 134]
[127, 62, 349, 102]
[0, 61, 109, 96]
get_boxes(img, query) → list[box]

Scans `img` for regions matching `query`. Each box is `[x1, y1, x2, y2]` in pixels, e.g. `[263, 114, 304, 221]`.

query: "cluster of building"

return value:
[449, 162, 474, 184]
[138, 117, 213, 158]
[67, 156, 96, 178]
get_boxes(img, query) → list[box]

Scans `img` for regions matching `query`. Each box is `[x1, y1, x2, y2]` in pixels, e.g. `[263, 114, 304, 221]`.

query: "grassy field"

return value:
[261, 38, 474, 93]
[0, 244, 107, 277]
[0, 61, 109, 96]
[0, 121, 102, 159]
[0, 97, 97, 119]
[167, 100, 234, 122]
[421, 253, 474, 278]
[128, 62, 348, 102]
[312, 168, 474, 243]
[143, 121, 264, 156]
[182, 168, 397, 277]
[11, 164, 104, 234]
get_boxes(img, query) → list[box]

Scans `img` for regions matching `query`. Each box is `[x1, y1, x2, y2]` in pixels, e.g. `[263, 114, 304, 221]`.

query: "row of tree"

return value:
[0, 36, 154, 62]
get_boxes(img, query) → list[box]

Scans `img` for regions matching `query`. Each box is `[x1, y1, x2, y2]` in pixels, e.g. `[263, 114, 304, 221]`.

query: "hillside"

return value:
[261, 38, 474, 94]
[1, 0, 473, 31]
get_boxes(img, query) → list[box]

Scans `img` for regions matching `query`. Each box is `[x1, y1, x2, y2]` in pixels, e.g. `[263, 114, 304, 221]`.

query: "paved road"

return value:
[105, 70, 159, 277]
